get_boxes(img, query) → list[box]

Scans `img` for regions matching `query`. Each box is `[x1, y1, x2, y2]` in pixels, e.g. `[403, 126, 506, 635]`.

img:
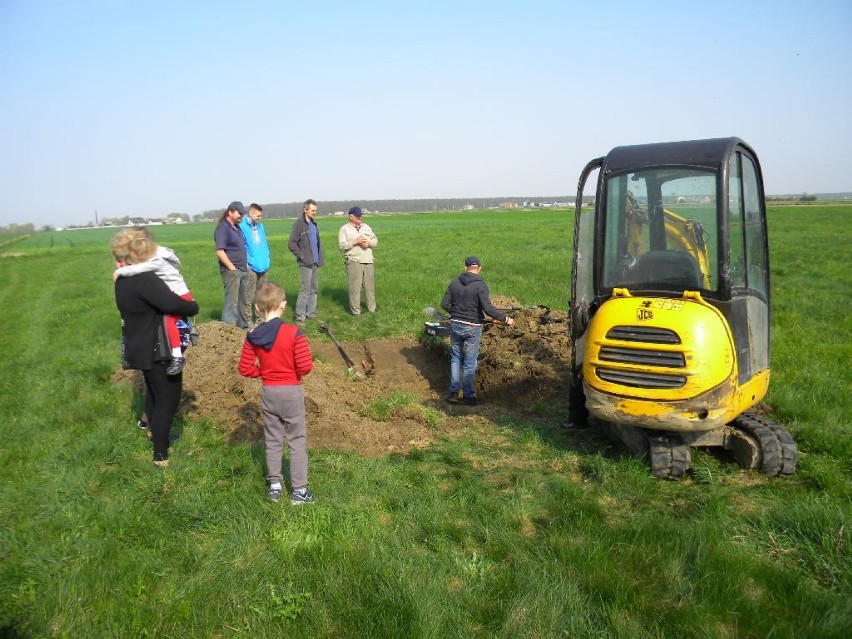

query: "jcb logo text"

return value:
[637, 308, 654, 321]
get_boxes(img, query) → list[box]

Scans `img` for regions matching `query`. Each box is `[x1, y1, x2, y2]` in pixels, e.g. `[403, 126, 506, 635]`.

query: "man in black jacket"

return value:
[441, 256, 514, 405]
[287, 199, 324, 323]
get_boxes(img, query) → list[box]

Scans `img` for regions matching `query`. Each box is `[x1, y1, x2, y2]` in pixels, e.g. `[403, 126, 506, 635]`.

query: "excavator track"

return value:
[730, 412, 797, 477]
[647, 432, 691, 480]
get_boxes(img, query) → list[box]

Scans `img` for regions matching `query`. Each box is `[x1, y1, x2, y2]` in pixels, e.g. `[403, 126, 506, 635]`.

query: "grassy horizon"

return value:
[0, 206, 849, 638]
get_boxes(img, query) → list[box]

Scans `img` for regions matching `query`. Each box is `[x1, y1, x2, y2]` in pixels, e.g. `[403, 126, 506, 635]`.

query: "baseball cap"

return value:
[465, 256, 481, 267]
[228, 201, 247, 215]
[348, 206, 363, 217]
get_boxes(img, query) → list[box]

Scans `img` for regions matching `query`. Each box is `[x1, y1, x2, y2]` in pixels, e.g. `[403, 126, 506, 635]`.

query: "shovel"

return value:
[423, 306, 510, 328]
[424, 306, 449, 321]
[320, 323, 359, 375]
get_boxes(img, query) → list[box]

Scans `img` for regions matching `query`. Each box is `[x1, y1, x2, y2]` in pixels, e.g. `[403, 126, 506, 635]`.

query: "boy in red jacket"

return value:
[238, 282, 316, 504]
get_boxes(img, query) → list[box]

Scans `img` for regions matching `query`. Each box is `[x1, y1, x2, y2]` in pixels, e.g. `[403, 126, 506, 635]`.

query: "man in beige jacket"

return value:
[338, 206, 378, 315]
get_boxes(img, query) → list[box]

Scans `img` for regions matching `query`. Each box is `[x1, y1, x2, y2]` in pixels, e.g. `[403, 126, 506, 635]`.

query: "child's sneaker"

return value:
[267, 483, 282, 502]
[166, 357, 185, 376]
[137, 418, 148, 430]
[290, 488, 316, 505]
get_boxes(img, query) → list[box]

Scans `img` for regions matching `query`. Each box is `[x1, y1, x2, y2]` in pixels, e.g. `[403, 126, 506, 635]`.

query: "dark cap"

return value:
[465, 256, 481, 267]
[348, 206, 363, 217]
[228, 201, 247, 215]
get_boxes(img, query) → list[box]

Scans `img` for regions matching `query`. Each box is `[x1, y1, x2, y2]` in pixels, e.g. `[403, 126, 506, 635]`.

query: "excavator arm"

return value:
[625, 192, 711, 288]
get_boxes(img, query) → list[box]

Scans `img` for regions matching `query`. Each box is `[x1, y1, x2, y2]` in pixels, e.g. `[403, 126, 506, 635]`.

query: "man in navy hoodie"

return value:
[441, 256, 514, 405]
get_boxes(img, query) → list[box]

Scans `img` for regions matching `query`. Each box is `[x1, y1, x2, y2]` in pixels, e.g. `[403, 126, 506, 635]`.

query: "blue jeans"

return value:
[220, 268, 248, 328]
[449, 322, 482, 400]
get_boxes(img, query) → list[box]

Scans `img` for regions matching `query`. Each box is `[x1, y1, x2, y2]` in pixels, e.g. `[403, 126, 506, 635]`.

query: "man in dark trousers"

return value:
[441, 256, 514, 405]
[214, 201, 248, 328]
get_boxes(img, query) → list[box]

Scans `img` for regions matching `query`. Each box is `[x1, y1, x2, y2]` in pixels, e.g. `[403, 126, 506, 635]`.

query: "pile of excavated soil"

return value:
[476, 296, 571, 406]
[114, 299, 572, 457]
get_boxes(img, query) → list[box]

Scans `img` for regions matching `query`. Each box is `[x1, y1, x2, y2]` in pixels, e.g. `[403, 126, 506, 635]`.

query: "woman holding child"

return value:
[112, 228, 199, 467]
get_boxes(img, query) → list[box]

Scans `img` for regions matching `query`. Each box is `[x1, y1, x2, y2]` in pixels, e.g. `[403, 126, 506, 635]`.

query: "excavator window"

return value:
[601, 169, 717, 294]
[728, 152, 769, 297]
[728, 158, 748, 288]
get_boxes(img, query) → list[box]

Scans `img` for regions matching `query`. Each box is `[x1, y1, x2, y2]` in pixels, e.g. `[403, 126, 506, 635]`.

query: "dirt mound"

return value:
[476, 296, 571, 406]
[114, 302, 572, 457]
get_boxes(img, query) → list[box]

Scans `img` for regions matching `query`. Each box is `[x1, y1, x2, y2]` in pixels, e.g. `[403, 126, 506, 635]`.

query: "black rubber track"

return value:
[732, 412, 797, 477]
[648, 432, 690, 480]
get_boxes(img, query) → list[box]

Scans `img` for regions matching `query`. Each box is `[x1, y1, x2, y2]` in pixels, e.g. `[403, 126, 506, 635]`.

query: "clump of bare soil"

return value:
[113, 299, 572, 457]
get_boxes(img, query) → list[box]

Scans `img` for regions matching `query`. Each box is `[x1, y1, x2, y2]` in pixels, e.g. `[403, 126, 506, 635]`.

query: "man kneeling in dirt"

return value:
[441, 256, 514, 405]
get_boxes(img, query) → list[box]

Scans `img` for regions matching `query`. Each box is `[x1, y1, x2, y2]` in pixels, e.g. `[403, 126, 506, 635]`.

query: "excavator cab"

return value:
[570, 138, 796, 478]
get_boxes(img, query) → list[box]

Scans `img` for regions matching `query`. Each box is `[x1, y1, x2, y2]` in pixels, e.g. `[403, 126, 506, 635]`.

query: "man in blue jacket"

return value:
[239, 203, 271, 327]
[441, 256, 514, 405]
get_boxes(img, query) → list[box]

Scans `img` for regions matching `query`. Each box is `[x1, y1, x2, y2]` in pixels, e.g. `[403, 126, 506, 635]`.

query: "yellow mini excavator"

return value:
[569, 137, 797, 479]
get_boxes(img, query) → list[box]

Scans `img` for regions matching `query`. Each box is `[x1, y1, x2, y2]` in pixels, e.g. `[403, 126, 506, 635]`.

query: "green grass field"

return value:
[0, 206, 849, 638]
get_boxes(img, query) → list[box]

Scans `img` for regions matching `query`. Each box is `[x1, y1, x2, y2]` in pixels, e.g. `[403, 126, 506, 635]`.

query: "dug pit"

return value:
[114, 299, 572, 457]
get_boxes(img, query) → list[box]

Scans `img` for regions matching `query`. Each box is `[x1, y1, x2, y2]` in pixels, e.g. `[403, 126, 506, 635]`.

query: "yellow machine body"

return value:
[582, 288, 769, 432]
[570, 138, 796, 477]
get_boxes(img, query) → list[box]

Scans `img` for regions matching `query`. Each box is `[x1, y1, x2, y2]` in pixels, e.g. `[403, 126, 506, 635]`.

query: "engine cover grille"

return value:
[606, 325, 680, 344]
[599, 346, 686, 368]
[596, 367, 687, 389]
[595, 324, 688, 389]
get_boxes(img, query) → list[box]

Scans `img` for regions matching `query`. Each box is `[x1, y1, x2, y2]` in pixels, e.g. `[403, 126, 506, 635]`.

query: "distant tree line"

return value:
[0, 223, 35, 235]
[31, 191, 852, 232]
[199, 197, 579, 220]
[766, 194, 841, 202]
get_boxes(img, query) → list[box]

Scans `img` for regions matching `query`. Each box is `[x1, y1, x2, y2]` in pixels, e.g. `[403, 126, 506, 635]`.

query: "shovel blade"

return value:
[424, 306, 448, 321]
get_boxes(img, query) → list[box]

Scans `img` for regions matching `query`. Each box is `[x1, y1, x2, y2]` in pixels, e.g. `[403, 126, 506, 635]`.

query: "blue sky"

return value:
[1, 0, 850, 227]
